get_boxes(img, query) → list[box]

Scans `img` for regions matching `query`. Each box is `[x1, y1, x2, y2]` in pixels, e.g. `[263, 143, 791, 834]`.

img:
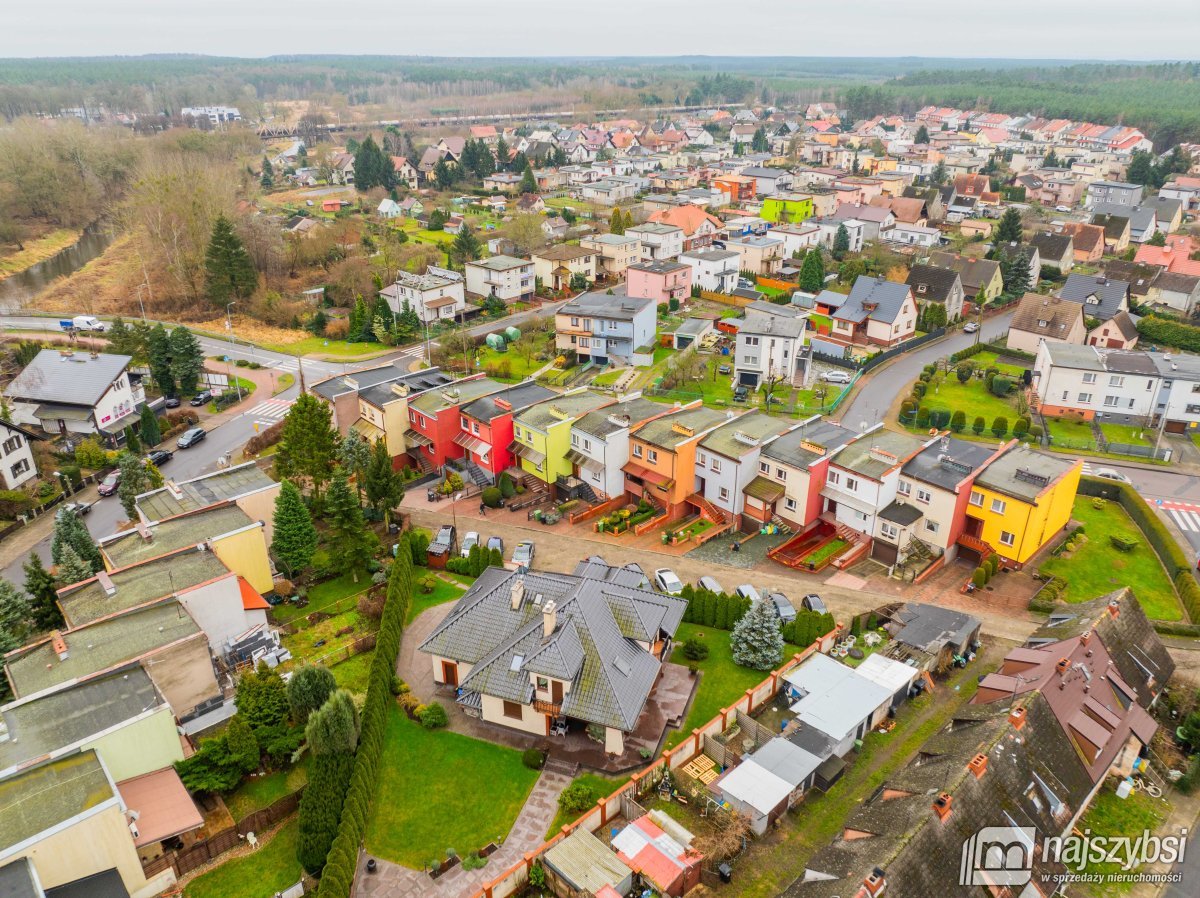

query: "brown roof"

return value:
[1010, 293, 1083, 339]
[1062, 222, 1105, 254]
[1103, 309, 1139, 341]
[116, 767, 204, 847]
[535, 245, 594, 262]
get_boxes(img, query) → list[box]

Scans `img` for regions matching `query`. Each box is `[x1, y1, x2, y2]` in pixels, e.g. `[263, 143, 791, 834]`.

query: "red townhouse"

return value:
[455, 381, 556, 484]
[406, 376, 505, 470]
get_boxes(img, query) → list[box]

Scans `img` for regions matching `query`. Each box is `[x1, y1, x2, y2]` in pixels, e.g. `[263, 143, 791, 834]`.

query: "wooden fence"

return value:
[469, 626, 840, 898]
[698, 289, 755, 308]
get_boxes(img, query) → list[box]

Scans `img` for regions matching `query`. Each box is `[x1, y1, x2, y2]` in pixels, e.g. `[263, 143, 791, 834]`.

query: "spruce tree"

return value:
[275, 394, 339, 499]
[730, 599, 784, 670]
[55, 544, 93, 587]
[995, 207, 1023, 244]
[139, 404, 161, 447]
[288, 664, 338, 723]
[337, 431, 371, 499]
[0, 579, 31, 654]
[116, 451, 153, 519]
[363, 438, 404, 524]
[798, 249, 826, 293]
[23, 553, 63, 631]
[305, 689, 360, 756]
[449, 226, 482, 268]
[205, 214, 258, 305]
[51, 508, 103, 574]
[832, 224, 851, 260]
[495, 136, 510, 170]
[519, 164, 537, 195]
[915, 125, 930, 144]
[147, 323, 175, 397]
[261, 156, 275, 189]
[169, 326, 204, 395]
[325, 470, 371, 582]
[271, 480, 319, 578]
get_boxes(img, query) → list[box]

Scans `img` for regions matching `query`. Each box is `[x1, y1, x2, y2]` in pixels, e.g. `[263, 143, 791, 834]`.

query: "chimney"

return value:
[863, 868, 887, 897]
[1009, 706, 1027, 730]
[967, 753, 988, 779]
[932, 791, 953, 821]
[51, 631, 69, 662]
[136, 521, 153, 542]
[1108, 598, 1120, 618]
[1080, 629, 1091, 646]
[542, 600, 558, 638]
[97, 571, 117, 597]
[510, 578, 525, 611]
[1055, 657, 1070, 677]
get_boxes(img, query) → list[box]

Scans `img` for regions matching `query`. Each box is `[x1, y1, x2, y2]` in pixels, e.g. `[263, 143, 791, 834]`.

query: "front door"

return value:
[551, 680, 563, 704]
[441, 661, 458, 687]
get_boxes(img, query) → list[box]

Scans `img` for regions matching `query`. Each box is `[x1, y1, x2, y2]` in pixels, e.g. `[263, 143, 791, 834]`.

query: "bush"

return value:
[165, 409, 200, 428]
[416, 702, 448, 729]
[480, 487, 503, 508]
[972, 415, 986, 435]
[915, 406, 930, 428]
[681, 637, 709, 661]
[498, 472, 516, 499]
[911, 382, 927, 399]
[1029, 423, 1043, 440]
[990, 376, 1015, 397]
[991, 416, 1008, 437]
[1013, 417, 1030, 440]
[73, 438, 109, 469]
[972, 567, 988, 588]
[1110, 532, 1139, 552]
[985, 554, 999, 577]
[522, 749, 546, 770]
[557, 782, 597, 814]
[950, 410, 966, 432]
[929, 408, 951, 429]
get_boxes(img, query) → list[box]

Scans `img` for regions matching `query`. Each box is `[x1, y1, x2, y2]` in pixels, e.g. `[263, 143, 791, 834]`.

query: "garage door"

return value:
[1166, 420, 1186, 434]
[872, 541, 898, 564]
[739, 372, 759, 386]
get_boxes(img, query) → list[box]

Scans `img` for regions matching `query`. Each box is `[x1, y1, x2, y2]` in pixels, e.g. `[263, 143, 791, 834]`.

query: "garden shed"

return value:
[543, 828, 633, 896]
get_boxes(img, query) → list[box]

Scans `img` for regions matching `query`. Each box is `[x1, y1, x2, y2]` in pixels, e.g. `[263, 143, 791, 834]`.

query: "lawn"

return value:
[407, 573, 471, 625]
[270, 571, 369, 627]
[330, 649, 375, 693]
[1099, 422, 1153, 447]
[256, 335, 396, 359]
[184, 819, 302, 898]
[365, 708, 541, 868]
[545, 773, 632, 839]
[477, 346, 544, 382]
[802, 538, 848, 568]
[910, 374, 1021, 426]
[1045, 416, 1097, 450]
[272, 372, 295, 395]
[966, 350, 1028, 377]
[592, 366, 628, 387]
[665, 622, 802, 749]
[223, 756, 310, 821]
[1079, 788, 1168, 895]
[1039, 497, 1181, 620]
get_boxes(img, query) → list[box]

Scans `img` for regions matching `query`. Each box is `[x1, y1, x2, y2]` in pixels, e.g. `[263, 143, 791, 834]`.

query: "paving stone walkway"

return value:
[355, 760, 574, 898]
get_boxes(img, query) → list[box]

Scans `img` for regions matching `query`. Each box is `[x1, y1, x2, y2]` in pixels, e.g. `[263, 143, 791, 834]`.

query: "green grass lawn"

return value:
[223, 757, 310, 821]
[477, 346, 544, 382]
[914, 375, 1021, 425]
[257, 335, 395, 358]
[330, 649, 375, 693]
[1045, 416, 1097, 449]
[803, 538, 848, 567]
[365, 708, 541, 868]
[270, 571, 370, 627]
[272, 372, 295, 395]
[184, 819, 301, 898]
[1039, 497, 1181, 620]
[665, 623, 802, 749]
[407, 574, 471, 625]
[1079, 788, 1167, 895]
[967, 351, 1028, 376]
[592, 367, 628, 387]
[545, 773, 632, 839]
[1099, 422, 1153, 447]
[809, 313, 831, 331]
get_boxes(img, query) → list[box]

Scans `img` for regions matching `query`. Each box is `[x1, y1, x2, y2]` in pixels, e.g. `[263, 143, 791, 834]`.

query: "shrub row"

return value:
[315, 536, 415, 898]
[1135, 313, 1200, 354]
[680, 586, 751, 630]
[1029, 576, 1069, 613]
[781, 610, 835, 647]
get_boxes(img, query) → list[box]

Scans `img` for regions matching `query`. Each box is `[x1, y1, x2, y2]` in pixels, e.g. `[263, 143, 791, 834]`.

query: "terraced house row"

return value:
[311, 366, 1081, 568]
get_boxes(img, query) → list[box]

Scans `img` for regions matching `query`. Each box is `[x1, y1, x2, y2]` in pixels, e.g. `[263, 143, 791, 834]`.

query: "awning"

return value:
[565, 449, 591, 467]
[622, 462, 674, 490]
[32, 404, 93, 422]
[350, 418, 385, 441]
[743, 475, 785, 504]
[238, 576, 272, 611]
[97, 411, 139, 434]
[452, 432, 491, 456]
[404, 428, 433, 448]
[513, 442, 547, 466]
[116, 767, 204, 847]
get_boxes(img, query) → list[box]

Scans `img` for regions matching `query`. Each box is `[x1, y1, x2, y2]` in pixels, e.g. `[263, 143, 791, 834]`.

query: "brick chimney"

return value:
[967, 753, 988, 779]
[51, 631, 69, 662]
[1009, 706, 1027, 730]
[932, 791, 953, 821]
[862, 868, 887, 897]
[510, 578, 525, 611]
[1108, 598, 1121, 618]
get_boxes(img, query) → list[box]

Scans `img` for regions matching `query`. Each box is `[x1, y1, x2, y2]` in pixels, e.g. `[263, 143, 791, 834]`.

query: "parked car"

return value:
[58, 501, 93, 517]
[177, 427, 206, 449]
[820, 370, 853, 384]
[460, 531, 480, 557]
[1055, 205, 1072, 213]
[735, 584, 762, 605]
[512, 541, 535, 567]
[487, 535, 504, 555]
[697, 575, 724, 594]
[802, 593, 828, 614]
[962, 321, 980, 333]
[732, 385, 749, 402]
[768, 592, 797, 623]
[163, 395, 181, 409]
[145, 449, 173, 468]
[189, 390, 214, 407]
[97, 471, 121, 496]
[653, 568, 683, 595]
[1093, 468, 1132, 484]
[717, 363, 731, 375]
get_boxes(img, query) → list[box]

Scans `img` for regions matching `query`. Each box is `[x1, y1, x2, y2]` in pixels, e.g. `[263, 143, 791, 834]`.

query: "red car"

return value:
[97, 470, 121, 497]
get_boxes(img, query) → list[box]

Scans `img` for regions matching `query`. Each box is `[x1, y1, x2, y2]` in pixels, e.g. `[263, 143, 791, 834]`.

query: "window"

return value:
[925, 520, 939, 534]
[698, 452, 707, 465]
[785, 498, 797, 511]
[633, 444, 643, 458]
[460, 416, 469, 429]
[583, 439, 591, 450]
[472, 422, 480, 434]
[776, 468, 787, 481]
[647, 449, 658, 463]
[1103, 395, 1119, 407]
[1082, 372, 1096, 384]
[845, 476, 859, 491]
[1186, 405, 1200, 414]
[417, 414, 426, 428]
[1109, 375, 1125, 387]
[897, 480, 911, 496]
[743, 355, 758, 365]
[572, 434, 579, 445]
[502, 700, 523, 719]
[991, 498, 1007, 514]
[745, 336, 760, 347]
[969, 490, 984, 506]
[759, 461, 770, 474]
[711, 458, 722, 472]
[828, 470, 840, 485]
[536, 677, 548, 691]
[719, 487, 730, 501]
[1061, 391, 1069, 401]
[1077, 393, 1092, 403]
[916, 488, 931, 504]
[1, 435, 21, 454]
[999, 530, 1016, 547]
[880, 522, 899, 540]
[570, 316, 580, 327]
[10, 459, 29, 478]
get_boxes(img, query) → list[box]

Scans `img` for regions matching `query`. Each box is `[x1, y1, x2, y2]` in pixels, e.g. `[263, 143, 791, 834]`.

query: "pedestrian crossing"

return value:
[270, 359, 299, 373]
[1164, 501, 1200, 533]
[244, 397, 294, 427]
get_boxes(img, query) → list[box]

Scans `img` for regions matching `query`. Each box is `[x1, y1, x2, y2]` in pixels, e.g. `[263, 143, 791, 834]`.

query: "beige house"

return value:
[1007, 293, 1087, 354]
[722, 234, 785, 276]
[533, 245, 598, 291]
[580, 233, 641, 279]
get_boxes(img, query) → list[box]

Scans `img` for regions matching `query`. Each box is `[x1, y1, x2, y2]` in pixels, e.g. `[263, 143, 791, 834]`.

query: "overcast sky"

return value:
[3, 0, 1197, 59]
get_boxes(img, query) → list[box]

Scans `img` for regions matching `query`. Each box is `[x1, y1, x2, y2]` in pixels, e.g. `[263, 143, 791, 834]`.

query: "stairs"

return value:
[687, 493, 728, 525]
[576, 481, 598, 504]
[411, 453, 433, 475]
[957, 532, 996, 562]
[464, 459, 491, 487]
[904, 535, 933, 563]
[770, 514, 792, 535]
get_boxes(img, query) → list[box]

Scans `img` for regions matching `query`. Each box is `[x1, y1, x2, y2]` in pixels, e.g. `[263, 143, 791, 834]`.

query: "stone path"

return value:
[355, 760, 575, 898]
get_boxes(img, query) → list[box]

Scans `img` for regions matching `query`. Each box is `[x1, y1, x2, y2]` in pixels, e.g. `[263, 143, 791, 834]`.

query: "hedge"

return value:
[680, 586, 751, 630]
[315, 535, 415, 898]
[1135, 313, 1200, 354]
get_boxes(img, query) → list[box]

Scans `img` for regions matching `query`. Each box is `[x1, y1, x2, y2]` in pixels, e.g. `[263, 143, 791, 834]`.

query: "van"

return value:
[69, 315, 105, 332]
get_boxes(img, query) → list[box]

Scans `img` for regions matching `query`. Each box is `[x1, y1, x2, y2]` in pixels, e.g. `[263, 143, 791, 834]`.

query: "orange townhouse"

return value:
[624, 404, 739, 521]
[712, 174, 756, 205]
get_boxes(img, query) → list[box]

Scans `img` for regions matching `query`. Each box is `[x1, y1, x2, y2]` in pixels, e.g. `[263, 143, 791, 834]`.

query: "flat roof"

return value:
[0, 751, 114, 852]
[409, 378, 504, 414]
[515, 391, 611, 431]
[632, 406, 731, 451]
[973, 444, 1076, 503]
[831, 429, 927, 481]
[100, 504, 254, 568]
[115, 767, 203, 847]
[136, 463, 277, 522]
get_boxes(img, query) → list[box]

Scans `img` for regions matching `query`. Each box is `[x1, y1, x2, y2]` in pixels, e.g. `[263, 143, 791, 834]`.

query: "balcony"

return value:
[533, 699, 562, 716]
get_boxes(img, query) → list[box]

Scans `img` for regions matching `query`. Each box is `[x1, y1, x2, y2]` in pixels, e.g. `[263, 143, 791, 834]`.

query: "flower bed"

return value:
[799, 537, 849, 572]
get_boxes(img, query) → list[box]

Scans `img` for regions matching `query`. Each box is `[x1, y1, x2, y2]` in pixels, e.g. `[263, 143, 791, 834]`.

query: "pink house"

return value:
[625, 260, 692, 306]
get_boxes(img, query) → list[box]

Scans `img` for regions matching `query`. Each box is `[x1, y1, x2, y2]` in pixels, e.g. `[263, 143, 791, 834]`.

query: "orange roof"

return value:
[239, 576, 271, 611]
[648, 205, 722, 237]
[116, 768, 204, 847]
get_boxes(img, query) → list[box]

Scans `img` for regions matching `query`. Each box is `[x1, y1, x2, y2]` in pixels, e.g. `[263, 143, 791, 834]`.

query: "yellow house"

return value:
[513, 390, 614, 489]
[964, 445, 1081, 564]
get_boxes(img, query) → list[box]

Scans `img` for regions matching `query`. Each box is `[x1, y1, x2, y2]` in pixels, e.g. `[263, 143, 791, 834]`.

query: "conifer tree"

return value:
[139, 404, 161, 447]
[22, 553, 63, 631]
[730, 599, 784, 670]
[169, 326, 204, 395]
[363, 438, 404, 524]
[55, 544, 93, 587]
[832, 224, 851, 260]
[325, 470, 372, 581]
[275, 393, 339, 499]
[798, 249, 826, 293]
[995, 207, 1024, 244]
[271, 480, 319, 578]
[260, 156, 275, 189]
[50, 508, 102, 574]
[519, 164, 537, 194]
[147, 323, 175, 396]
[609, 207, 625, 235]
[0, 579, 30, 654]
[205, 214, 258, 305]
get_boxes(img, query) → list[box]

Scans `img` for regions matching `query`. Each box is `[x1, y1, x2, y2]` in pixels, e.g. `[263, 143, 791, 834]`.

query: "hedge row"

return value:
[315, 536, 415, 898]
[680, 586, 751, 630]
[1135, 313, 1200, 354]
[782, 610, 836, 647]
[1077, 476, 1199, 621]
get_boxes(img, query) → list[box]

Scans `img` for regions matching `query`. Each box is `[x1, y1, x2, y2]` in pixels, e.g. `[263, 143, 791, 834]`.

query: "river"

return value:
[0, 224, 116, 312]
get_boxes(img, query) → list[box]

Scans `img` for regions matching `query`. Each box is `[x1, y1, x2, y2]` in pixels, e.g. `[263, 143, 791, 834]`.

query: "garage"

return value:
[739, 371, 760, 387]
[1165, 420, 1187, 434]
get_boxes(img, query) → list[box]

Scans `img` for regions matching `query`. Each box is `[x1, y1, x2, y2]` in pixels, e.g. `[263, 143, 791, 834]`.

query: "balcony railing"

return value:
[533, 699, 562, 716]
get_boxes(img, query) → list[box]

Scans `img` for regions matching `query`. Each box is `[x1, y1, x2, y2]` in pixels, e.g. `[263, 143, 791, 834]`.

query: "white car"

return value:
[511, 541, 535, 567]
[654, 568, 684, 595]
[1055, 205, 1072, 213]
[460, 531, 480, 557]
[820, 370, 853, 384]
[1093, 468, 1132, 484]
[962, 321, 980, 333]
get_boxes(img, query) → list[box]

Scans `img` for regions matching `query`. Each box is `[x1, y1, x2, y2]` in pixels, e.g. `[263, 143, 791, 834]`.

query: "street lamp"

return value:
[225, 302, 243, 402]
[135, 283, 148, 322]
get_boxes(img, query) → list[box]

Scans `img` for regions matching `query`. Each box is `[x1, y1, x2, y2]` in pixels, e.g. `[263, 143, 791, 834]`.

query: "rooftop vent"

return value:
[1014, 468, 1051, 488]
[732, 430, 760, 447]
[613, 657, 632, 677]
[136, 521, 153, 542]
[967, 753, 988, 779]
[1107, 598, 1121, 618]
[510, 578, 525, 611]
[97, 571, 117, 597]
[542, 600, 558, 638]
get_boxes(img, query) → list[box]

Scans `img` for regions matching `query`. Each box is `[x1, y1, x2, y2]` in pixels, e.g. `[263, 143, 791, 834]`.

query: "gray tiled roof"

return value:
[462, 382, 556, 424]
[1057, 273, 1129, 321]
[891, 602, 980, 654]
[835, 277, 912, 325]
[573, 398, 664, 439]
[761, 419, 856, 468]
[4, 350, 130, 407]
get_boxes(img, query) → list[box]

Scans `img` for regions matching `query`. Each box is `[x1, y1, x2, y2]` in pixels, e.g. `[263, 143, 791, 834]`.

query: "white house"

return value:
[734, 308, 809, 389]
[1032, 342, 1160, 422]
[783, 653, 895, 757]
[569, 396, 669, 500]
[626, 222, 685, 261]
[880, 223, 942, 248]
[555, 290, 656, 367]
[696, 414, 796, 521]
[772, 223, 822, 258]
[465, 255, 536, 303]
[377, 198, 402, 219]
[819, 426, 932, 538]
[380, 268, 467, 325]
[0, 420, 40, 490]
[680, 248, 740, 293]
[581, 177, 640, 206]
[580, 233, 641, 279]
[813, 217, 864, 254]
[5, 350, 142, 441]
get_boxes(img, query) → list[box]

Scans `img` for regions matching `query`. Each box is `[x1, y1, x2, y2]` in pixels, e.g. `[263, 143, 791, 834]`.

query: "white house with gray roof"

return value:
[830, 276, 918, 348]
[555, 289, 656, 367]
[465, 255, 535, 303]
[420, 565, 687, 755]
[696, 413, 796, 522]
[569, 396, 671, 500]
[379, 268, 465, 325]
[4, 350, 142, 441]
[735, 308, 809, 388]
